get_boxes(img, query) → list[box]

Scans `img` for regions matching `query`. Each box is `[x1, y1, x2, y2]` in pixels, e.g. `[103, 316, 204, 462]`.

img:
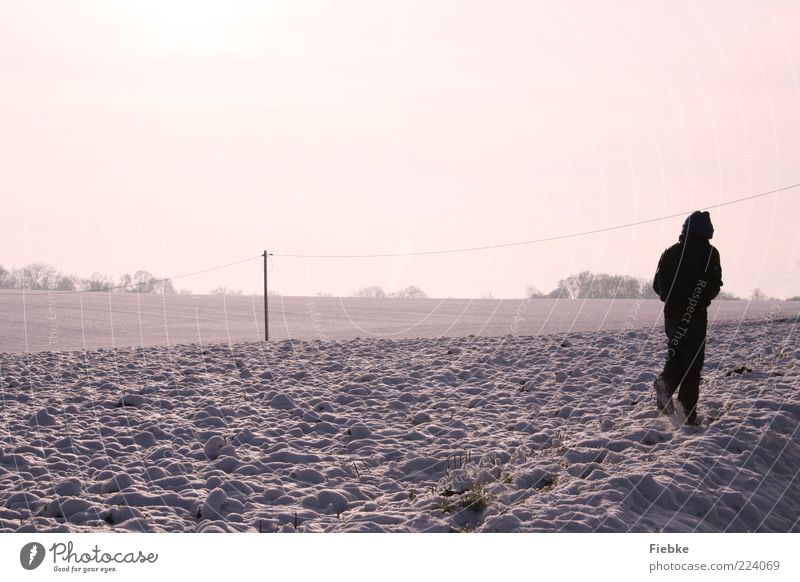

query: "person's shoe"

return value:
[681, 403, 700, 425]
[653, 377, 674, 414]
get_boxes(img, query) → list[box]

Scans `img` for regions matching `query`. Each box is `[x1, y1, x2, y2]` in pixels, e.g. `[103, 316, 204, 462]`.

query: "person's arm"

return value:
[705, 246, 723, 300]
[653, 247, 674, 301]
[653, 252, 663, 297]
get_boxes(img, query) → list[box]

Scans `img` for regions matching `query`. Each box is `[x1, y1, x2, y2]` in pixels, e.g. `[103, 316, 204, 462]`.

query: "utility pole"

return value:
[263, 251, 269, 342]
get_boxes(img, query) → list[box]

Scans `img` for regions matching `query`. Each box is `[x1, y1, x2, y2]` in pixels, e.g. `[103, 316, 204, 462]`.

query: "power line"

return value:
[1, 182, 796, 296]
[0, 255, 261, 297]
[166, 255, 262, 281]
[272, 182, 800, 259]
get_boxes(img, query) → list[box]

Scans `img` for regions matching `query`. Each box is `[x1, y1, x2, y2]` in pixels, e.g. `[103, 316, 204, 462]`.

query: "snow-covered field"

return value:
[1, 314, 797, 532]
[2, 290, 799, 352]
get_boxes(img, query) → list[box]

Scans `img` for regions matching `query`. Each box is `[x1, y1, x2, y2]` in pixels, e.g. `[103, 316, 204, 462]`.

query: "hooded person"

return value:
[652, 210, 723, 424]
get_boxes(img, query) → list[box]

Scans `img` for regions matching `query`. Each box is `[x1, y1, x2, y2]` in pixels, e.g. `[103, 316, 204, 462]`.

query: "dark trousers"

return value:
[661, 316, 707, 417]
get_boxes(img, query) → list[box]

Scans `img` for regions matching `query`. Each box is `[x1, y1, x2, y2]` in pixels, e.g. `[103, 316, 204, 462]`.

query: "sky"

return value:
[1, 0, 799, 299]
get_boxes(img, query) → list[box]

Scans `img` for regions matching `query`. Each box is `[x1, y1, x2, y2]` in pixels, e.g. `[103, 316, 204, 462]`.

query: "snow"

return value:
[0, 316, 798, 532]
[203, 436, 227, 461]
[1, 291, 798, 353]
[53, 478, 82, 497]
[28, 408, 58, 427]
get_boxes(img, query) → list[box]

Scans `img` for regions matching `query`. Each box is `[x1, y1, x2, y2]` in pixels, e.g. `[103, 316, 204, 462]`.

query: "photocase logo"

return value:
[20, 542, 46, 570]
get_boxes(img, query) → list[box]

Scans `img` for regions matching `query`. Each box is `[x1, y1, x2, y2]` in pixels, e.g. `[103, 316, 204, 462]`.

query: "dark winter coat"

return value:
[653, 233, 723, 320]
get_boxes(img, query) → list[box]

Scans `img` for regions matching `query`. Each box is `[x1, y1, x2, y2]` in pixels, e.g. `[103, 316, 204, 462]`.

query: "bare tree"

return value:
[55, 274, 79, 291]
[551, 271, 655, 299]
[14, 262, 59, 290]
[613, 275, 643, 298]
[551, 271, 593, 299]
[132, 270, 156, 293]
[640, 280, 659, 299]
[151, 277, 176, 295]
[393, 285, 427, 299]
[80, 273, 114, 291]
[717, 291, 740, 300]
[211, 286, 243, 296]
[525, 285, 546, 298]
[118, 273, 134, 292]
[0, 265, 13, 289]
[352, 285, 387, 298]
[0, 263, 183, 294]
[750, 288, 767, 301]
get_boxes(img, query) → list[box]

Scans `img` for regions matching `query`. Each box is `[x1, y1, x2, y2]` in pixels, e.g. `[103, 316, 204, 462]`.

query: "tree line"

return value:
[530, 271, 740, 299]
[0, 262, 179, 294]
[349, 271, 746, 300]
[351, 285, 428, 299]
[1, 263, 773, 299]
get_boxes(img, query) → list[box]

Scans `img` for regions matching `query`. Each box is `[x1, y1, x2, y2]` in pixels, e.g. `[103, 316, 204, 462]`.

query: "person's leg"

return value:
[661, 318, 686, 398]
[656, 318, 683, 413]
[678, 318, 707, 423]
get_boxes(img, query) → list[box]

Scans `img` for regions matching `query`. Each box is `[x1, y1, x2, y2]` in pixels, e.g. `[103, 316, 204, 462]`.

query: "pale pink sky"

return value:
[1, 0, 799, 298]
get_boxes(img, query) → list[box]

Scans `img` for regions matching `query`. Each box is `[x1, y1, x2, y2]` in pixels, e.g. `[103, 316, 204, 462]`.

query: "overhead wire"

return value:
[272, 182, 800, 259]
[0, 182, 797, 295]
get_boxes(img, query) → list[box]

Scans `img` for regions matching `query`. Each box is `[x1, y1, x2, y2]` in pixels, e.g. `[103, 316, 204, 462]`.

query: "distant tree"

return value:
[0, 263, 185, 294]
[787, 295, 800, 301]
[267, 289, 282, 297]
[525, 285, 546, 299]
[352, 285, 387, 298]
[393, 285, 427, 299]
[640, 280, 659, 299]
[615, 275, 644, 298]
[750, 288, 767, 301]
[591, 273, 640, 299]
[481, 291, 496, 299]
[316, 291, 333, 297]
[550, 271, 656, 299]
[0, 265, 13, 289]
[15, 262, 58, 290]
[111, 272, 174, 294]
[54, 274, 79, 291]
[80, 273, 113, 291]
[211, 286, 243, 296]
[118, 273, 134, 292]
[153, 278, 176, 295]
[553, 271, 593, 299]
[132, 270, 156, 293]
[717, 291, 740, 300]
[177, 288, 193, 295]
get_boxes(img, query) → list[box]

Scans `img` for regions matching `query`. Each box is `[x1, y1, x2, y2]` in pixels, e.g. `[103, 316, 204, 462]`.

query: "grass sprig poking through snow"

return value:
[459, 484, 491, 512]
[436, 483, 492, 515]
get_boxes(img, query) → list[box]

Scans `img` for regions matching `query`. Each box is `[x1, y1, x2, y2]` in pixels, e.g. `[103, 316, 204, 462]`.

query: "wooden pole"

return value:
[264, 251, 269, 342]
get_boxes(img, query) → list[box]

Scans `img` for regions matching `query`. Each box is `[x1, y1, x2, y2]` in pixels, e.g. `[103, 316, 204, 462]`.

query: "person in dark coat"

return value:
[652, 210, 723, 424]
